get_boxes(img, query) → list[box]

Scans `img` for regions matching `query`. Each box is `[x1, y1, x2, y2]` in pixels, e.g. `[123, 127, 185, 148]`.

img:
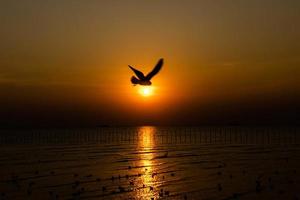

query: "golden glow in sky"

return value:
[139, 86, 153, 97]
[0, 1, 299, 126]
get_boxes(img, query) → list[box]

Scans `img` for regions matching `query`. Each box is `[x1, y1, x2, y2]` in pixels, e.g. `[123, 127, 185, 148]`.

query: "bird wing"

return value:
[146, 58, 163, 80]
[128, 65, 145, 80]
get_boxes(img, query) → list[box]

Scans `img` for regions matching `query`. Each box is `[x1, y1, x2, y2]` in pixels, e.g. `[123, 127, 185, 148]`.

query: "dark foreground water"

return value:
[0, 127, 299, 200]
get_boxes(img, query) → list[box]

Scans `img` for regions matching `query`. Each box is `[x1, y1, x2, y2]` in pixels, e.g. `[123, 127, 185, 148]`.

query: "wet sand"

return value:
[0, 126, 299, 199]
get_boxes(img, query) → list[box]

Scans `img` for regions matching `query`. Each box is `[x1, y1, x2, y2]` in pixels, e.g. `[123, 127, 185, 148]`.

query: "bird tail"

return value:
[131, 76, 140, 85]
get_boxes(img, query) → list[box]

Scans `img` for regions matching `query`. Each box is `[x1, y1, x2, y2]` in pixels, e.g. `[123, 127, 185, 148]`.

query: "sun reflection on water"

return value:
[137, 126, 158, 199]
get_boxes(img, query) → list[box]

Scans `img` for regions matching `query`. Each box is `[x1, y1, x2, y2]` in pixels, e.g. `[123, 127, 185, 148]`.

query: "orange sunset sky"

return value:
[0, 0, 299, 127]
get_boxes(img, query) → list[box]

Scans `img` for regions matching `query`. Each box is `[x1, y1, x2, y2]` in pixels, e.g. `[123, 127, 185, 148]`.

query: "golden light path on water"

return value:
[136, 126, 159, 199]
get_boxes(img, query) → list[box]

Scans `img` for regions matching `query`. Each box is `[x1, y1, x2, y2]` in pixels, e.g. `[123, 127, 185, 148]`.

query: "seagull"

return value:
[128, 58, 163, 86]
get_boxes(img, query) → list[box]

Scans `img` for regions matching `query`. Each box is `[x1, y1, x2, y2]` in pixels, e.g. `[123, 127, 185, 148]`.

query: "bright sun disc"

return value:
[139, 87, 153, 97]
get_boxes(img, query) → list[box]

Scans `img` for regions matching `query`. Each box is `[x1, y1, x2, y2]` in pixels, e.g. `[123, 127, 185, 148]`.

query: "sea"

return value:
[0, 126, 299, 200]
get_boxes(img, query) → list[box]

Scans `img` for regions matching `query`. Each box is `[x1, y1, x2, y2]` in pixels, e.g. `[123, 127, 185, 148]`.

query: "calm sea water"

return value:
[0, 127, 299, 200]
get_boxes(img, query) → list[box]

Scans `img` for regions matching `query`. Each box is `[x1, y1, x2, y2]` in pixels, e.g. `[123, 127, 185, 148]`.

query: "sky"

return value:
[0, 0, 299, 127]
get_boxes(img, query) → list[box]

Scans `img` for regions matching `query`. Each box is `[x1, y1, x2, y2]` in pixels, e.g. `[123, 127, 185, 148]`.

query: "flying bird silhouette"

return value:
[128, 58, 163, 86]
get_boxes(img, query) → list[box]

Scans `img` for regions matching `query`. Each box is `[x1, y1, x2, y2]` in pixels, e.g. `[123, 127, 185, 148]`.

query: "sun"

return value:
[139, 87, 153, 97]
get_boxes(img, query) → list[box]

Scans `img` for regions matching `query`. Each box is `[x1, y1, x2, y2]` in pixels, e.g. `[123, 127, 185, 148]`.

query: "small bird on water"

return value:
[128, 58, 163, 86]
